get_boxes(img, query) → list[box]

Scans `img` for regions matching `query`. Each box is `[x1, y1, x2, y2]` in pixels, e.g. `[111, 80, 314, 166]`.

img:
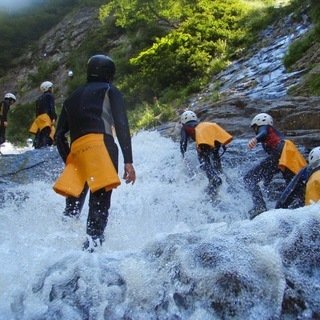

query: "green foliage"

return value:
[310, 0, 320, 24]
[282, 0, 320, 70]
[0, 0, 106, 77]
[100, 0, 278, 108]
[128, 99, 176, 131]
[309, 72, 320, 95]
[28, 61, 60, 87]
[283, 27, 320, 70]
[99, 0, 194, 29]
[3, 0, 318, 142]
[288, 68, 320, 96]
[7, 102, 35, 146]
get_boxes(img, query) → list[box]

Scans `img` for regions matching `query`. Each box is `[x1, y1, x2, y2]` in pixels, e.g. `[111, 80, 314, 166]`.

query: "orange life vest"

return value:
[53, 133, 120, 197]
[305, 170, 320, 205]
[194, 122, 233, 149]
[278, 140, 307, 174]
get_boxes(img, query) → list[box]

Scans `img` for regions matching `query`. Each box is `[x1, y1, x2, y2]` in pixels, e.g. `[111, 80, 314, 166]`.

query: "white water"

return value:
[0, 131, 319, 319]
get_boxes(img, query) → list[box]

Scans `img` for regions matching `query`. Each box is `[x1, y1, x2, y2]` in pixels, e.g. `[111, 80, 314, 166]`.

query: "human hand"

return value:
[247, 138, 258, 149]
[4, 121, 7, 128]
[123, 163, 136, 185]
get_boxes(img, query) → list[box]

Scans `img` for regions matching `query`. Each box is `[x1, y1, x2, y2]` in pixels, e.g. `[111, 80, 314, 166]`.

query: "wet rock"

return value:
[157, 14, 319, 152]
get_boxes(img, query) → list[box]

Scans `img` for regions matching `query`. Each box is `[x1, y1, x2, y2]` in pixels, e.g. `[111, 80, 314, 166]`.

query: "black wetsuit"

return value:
[33, 91, 57, 148]
[55, 80, 133, 240]
[0, 99, 11, 145]
[180, 120, 222, 193]
[244, 125, 294, 211]
[276, 160, 320, 209]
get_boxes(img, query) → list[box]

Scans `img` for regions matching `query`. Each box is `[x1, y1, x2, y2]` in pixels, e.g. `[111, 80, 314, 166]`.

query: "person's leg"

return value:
[0, 127, 5, 144]
[244, 154, 279, 218]
[83, 188, 112, 250]
[210, 143, 223, 174]
[83, 134, 118, 251]
[64, 185, 89, 218]
[198, 145, 222, 195]
[33, 130, 40, 149]
[39, 126, 51, 148]
[0, 134, 4, 154]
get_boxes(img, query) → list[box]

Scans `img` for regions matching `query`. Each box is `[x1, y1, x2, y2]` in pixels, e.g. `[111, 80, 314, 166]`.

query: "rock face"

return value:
[182, 96, 320, 150]
[0, 4, 319, 152]
[0, 7, 101, 106]
[158, 13, 320, 152]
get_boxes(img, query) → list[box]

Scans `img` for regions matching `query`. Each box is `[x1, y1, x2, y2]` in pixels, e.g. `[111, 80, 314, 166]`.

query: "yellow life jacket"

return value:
[53, 133, 121, 197]
[278, 140, 307, 174]
[194, 122, 233, 149]
[29, 114, 52, 133]
[305, 170, 320, 205]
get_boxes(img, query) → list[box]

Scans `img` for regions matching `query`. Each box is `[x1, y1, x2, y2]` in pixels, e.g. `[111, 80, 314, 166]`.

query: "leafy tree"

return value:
[99, 0, 195, 29]
[104, 0, 253, 104]
[0, 0, 105, 77]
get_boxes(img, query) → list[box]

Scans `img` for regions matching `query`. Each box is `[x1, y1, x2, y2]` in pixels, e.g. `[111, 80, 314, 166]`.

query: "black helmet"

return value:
[87, 54, 116, 82]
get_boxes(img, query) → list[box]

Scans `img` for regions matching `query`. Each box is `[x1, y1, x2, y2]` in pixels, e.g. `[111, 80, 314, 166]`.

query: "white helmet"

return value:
[251, 113, 273, 127]
[181, 110, 198, 124]
[308, 147, 320, 164]
[40, 81, 53, 93]
[4, 93, 16, 101]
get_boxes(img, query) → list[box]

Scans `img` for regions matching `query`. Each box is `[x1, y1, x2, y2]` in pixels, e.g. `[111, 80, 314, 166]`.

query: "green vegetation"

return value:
[101, 0, 278, 107]
[1, 0, 318, 144]
[62, 0, 281, 133]
[7, 102, 35, 144]
[28, 61, 60, 87]
[283, 26, 320, 70]
[0, 0, 106, 77]
[282, 0, 320, 95]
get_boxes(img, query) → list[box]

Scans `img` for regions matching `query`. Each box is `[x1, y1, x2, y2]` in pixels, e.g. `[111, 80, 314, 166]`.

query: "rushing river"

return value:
[1, 131, 319, 319]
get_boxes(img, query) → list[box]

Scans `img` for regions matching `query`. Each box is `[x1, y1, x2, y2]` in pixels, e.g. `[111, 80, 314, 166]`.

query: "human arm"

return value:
[180, 127, 188, 157]
[109, 85, 136, 184]
[54, 105, 70, 163]
[123, 163, 136, 185]
[46, 94, 57, 122]
[247, 125, 269, 149]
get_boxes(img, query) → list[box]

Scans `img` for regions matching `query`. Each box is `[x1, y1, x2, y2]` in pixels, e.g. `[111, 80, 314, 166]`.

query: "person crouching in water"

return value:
[180, 110, 233, 196]
[276, 146, 320, 209]
[244, 113, 307, 219]
[53, 54, 136, 252]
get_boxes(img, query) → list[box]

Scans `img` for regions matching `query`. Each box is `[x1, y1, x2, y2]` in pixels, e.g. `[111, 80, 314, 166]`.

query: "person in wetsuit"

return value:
[29, 81, 57, 149]
[276, 146, 320, 209]
[53, 54, 136, 252]
[180, 110, 233, 196]
[244, 113, 306, 219]
[0, 93, 16, 148]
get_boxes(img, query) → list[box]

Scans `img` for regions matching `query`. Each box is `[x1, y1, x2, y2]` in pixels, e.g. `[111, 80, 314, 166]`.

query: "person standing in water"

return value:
[53, 54, 136, 252]
[0, 93, 16, 149]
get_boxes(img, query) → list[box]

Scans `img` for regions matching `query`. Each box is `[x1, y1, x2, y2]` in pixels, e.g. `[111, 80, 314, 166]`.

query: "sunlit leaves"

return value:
[99, 0, 195, 28]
